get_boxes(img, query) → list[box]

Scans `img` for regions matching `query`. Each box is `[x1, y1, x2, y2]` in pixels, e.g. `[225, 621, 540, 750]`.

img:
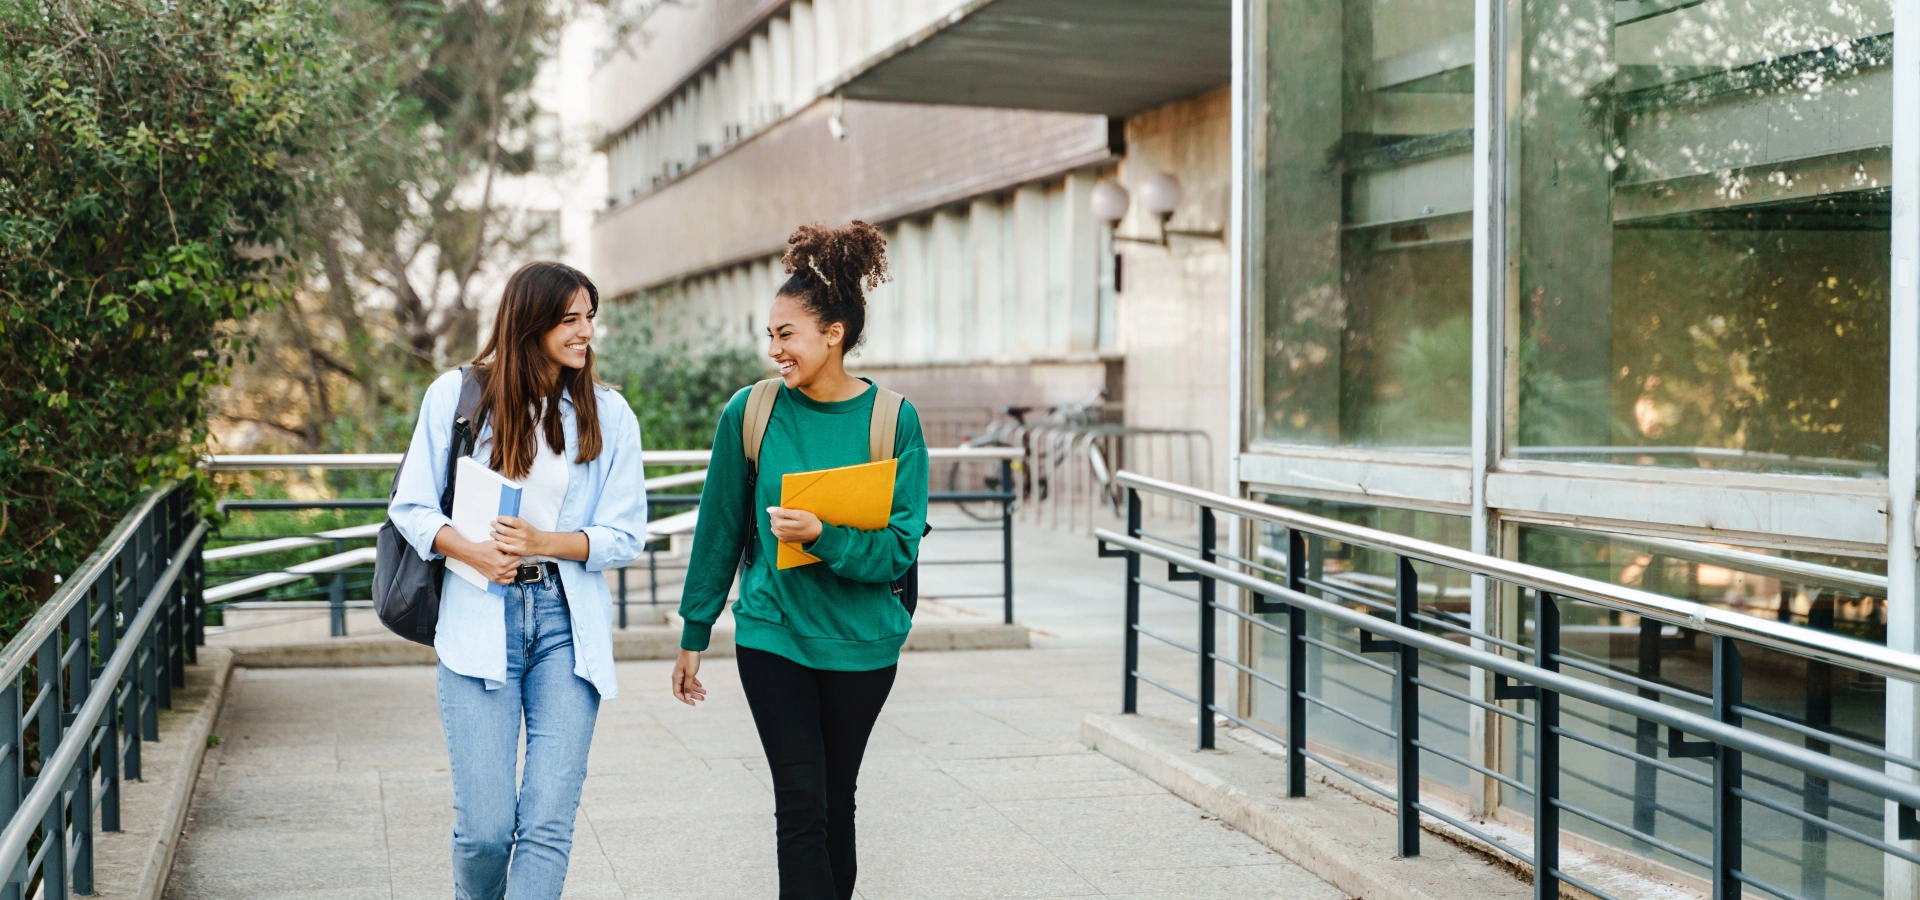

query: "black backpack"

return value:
[371, 367, 484, 645]
[738, 378, 929, 614]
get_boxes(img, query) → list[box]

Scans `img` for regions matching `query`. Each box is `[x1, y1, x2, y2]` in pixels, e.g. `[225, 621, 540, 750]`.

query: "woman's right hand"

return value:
[434, 526, 519, 585]
[672, 650, 706, 706]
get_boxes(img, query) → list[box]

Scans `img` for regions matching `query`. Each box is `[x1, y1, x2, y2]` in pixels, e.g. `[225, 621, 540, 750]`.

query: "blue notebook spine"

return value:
[486, 486, 527, 597]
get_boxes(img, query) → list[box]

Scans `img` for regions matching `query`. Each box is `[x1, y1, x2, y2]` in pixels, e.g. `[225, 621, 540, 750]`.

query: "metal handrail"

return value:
[0, 487, 173, 689]
[1115, 471, 1920, 683]
[1097, 528, 1920, 811]
[0, 483, 205, 898]
[1101, 471, 1920, 900]
[0, 519, 207, 878]
[204, 446, 1024, 470]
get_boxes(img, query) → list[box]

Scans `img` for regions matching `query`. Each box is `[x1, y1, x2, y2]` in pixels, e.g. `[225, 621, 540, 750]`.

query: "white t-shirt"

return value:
[508, 411, 570, 563]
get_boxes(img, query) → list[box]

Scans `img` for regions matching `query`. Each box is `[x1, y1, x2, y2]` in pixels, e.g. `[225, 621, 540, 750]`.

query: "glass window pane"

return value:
[1509, 0, 1892, 476]
[1256, 0, 1475, 450]
[1510, 526, 1886, 900]
[1248, 499, 1474, 791]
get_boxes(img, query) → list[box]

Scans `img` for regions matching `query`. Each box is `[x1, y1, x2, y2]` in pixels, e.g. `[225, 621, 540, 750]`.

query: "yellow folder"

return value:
[776, 458, 898, 569]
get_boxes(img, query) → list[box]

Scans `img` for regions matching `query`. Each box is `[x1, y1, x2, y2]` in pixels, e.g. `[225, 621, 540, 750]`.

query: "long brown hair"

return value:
[471, 262, 603, 479]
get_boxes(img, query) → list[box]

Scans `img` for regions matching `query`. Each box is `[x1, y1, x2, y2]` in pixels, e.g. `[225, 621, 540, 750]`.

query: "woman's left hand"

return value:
[766, 507, 823, 544]
[491, 516, 547, 557]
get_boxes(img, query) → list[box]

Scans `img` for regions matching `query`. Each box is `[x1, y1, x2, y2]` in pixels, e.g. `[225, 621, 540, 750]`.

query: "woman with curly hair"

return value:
[671, 221, 928, 900]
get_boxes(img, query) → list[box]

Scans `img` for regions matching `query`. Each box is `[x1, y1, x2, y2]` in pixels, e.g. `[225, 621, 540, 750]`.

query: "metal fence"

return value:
[203, 447, 1022, 629]
[1096, 470, 1920, 900]
[946, 425, 1212, 532]
[0, 483, 204, 899]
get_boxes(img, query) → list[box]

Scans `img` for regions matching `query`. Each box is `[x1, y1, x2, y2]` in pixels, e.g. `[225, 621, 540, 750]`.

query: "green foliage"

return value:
[1359, 316, 1473, 446]
[0, 0, 360, 626]
[218, 0, 567, 457]
[596, 301, 766, 452]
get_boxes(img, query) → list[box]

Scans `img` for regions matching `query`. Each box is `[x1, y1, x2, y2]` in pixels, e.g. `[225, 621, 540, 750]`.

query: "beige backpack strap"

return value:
[869, 387, 905, 462]
[741, 378, 783, 470]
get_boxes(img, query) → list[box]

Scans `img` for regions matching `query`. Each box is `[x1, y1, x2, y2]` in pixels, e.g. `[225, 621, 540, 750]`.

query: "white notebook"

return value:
[446, 457, 523, 596]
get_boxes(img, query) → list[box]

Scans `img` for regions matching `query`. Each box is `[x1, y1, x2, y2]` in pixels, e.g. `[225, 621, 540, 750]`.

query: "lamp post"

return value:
[1097, 172, 1224, 247]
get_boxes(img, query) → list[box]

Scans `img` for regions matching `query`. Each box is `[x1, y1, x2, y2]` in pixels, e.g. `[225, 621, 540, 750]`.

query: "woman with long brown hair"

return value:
[390, 261, 647, 900]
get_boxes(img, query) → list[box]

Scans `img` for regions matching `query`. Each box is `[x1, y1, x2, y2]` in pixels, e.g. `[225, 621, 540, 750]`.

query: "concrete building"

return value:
[588, 1, 1233, 465]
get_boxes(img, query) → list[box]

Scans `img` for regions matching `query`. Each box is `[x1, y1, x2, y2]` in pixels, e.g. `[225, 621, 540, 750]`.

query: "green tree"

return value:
[217, 0, 569, 458]
[596, 300, 767, 451]
[0, 0, 363, 622]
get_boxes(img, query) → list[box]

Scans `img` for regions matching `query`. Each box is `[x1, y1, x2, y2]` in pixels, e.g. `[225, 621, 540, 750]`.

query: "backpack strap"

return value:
[454, 366, 485, 429]
[870, 387, 905, 462]
[430, 366, 487, 514]
[741, 378, 783, 472]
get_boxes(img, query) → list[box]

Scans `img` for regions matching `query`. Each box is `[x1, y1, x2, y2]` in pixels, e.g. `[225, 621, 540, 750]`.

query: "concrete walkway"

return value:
[167, 522, 1337, 900]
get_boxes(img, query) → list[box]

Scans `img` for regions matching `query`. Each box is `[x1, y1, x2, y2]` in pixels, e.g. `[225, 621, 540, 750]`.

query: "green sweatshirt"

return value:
[678, 380, 929, 671]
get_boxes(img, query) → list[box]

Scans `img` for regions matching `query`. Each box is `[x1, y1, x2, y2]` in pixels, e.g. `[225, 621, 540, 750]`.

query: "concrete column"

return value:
[969, 196, 1006, 359]
[863, 0, 893, 60]
[749, 32, 772, 128]
[697, 72, 720, 155]
[729, 47, 752, 133]
[669, 93, 688, 171]
[866, 225, 901, 364]
[813, 0, 840, 85]
[1062, 171, 1101, 353]
[997, 194, 1021, 358]
[1046, 184, 1070, 354]
[898, 0, 929, 35]
[931, 207, 970, 363]
[1012, 184, 1051, 356]
[898, 218, 932, 362]
[769, 15, 793, 120]
[791, 2, 817, 104]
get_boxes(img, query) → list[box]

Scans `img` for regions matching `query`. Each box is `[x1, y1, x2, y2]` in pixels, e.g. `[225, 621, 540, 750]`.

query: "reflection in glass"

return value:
[1249, 498, 1474, 790]
[1257, 0, 1474, 449]
[1510, 527, 1886, 900]
[1511, 0, 1892, 476]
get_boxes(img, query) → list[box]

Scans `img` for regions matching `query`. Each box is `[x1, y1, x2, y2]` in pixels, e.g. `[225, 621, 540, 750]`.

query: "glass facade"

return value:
[1249, 498, 1476, 790]
[1508, 0, 1893, 476]
[1509, 529, 1887, 900]
[1256, 0, 1476, 449]
[1248, 0, 1906, 885]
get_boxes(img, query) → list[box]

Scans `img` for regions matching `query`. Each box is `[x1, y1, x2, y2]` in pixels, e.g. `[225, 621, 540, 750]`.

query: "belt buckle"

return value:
[515, 564, 544, 584]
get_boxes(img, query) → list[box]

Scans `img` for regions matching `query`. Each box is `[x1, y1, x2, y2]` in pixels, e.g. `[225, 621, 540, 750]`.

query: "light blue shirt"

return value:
[390, 368, 647, 699]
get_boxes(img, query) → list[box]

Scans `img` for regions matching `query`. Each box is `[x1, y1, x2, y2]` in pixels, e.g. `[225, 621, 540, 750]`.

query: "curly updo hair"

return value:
[778, 220, 890, 354]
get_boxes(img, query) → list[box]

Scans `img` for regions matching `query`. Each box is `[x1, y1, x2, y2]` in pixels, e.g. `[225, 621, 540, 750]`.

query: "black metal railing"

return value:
[1096, 471, 1920, 900]
[0, 483, 206, 899]
[203, 449, 1022, 631]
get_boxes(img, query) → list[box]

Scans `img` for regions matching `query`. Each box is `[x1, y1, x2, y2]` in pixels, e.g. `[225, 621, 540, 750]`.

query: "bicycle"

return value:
[946, 390, 1108, 521]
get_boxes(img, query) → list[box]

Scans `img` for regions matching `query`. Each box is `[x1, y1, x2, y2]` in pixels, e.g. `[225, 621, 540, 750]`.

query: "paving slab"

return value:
[166, 641, 1337, 899]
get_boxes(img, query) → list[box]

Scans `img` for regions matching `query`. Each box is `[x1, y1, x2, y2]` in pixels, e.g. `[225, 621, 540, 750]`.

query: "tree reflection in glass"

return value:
[1259, 0, 1476, 449]
[1512, 0, 1892, 476]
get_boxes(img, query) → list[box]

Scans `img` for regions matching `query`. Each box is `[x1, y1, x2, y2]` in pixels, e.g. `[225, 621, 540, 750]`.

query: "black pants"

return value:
[736, 645, 898, 900]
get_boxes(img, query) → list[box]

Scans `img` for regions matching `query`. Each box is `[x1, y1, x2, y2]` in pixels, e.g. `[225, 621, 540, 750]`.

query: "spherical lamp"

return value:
[1090, 181, 1130, 223]
[1139, 172, 1183, 220]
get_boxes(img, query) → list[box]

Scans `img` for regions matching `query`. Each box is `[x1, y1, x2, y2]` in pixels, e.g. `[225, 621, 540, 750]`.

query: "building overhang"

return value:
[829, 0, 1231, 118]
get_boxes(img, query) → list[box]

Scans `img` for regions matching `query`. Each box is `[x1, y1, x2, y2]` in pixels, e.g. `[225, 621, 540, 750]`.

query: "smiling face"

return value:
[766, 292, 843, 389]
[541, 288, 595, 371]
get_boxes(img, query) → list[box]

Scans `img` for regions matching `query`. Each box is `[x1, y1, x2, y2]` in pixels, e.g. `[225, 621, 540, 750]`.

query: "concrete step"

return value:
[1084, 712, 1703, 900]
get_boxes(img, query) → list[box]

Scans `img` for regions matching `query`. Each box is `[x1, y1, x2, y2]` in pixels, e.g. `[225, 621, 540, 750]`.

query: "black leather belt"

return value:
[514, 562, 560, 584]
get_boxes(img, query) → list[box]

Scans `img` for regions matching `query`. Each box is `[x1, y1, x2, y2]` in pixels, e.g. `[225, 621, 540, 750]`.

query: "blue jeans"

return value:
[437, 571, 600, 900]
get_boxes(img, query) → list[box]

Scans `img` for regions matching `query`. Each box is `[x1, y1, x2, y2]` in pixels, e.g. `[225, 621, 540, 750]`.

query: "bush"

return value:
[0, 0, 360, 625]
[595, 301, 766, 453]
